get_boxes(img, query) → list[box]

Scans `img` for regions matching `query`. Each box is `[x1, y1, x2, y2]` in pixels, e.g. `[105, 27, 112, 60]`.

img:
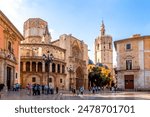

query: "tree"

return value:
[88, 66, 111, 88]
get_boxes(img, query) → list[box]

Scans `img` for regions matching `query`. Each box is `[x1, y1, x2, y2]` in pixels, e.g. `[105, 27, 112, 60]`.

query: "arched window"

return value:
[57, 64, 60, 73]
[32, 62, 36, 72]
[62, 65, 65, 74]
[97, 44, 99, 50]
[48, 78, 52, 83]
[109, 43, 111, 49]
[26, 62, 30, 72]
[38, 62, 42, 72]
[60, 79, 63, 83]
[52, 63, 55, 73]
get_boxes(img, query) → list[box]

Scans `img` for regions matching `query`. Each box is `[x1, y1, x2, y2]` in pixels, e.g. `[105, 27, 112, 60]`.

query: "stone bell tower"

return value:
[95, 20, 113, 70]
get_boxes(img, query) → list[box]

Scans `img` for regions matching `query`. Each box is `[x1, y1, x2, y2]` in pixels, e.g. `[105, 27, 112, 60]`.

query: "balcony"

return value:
[116, 66, 140, 71]
[0, 49, 17, 63]
[21, 56, 65, 62]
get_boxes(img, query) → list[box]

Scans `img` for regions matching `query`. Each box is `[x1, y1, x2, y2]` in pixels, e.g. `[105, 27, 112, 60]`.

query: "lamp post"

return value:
[42, 51, 54, 87]
[67, 65, 75, 90]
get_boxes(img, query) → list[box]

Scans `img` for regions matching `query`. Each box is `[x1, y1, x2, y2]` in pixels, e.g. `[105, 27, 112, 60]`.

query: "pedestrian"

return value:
[42, 84, 44, 94]
[92, 87, 95, 94]
[13, 84, 16, 91]
[98, 86, 101, 92]
[26, 83, 29, 94]
[37, 84, 40, 95]
[44, 84, 48, 95]
[32, 84, 37, 96]
[72, 88, 76, 96]
[88, 86, 91, 92]
[56, 87, 59, 94]
[114, 85, 117, 93]
[80, 86, 84, 95]
[16, 83, 19, 91]
[111, 86, 114, 93]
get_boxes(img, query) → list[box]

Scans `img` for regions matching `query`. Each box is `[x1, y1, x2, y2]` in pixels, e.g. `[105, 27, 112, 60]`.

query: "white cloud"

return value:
[0, 0, 57, 37]
[0, 0, 26, 33]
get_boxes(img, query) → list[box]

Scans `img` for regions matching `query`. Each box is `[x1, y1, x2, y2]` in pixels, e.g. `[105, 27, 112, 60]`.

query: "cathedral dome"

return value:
[96, 62, 109, 69]
[95, 62, 103, 67]
[88, 59, 94, 65]
[103, 65, 109, 69]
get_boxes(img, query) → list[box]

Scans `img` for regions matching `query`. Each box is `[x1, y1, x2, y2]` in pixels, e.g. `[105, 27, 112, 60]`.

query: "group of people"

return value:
[26, 83, 59, 96]
[71, 86, 84, 95]
[12, 83, 20, 91]
[89, 86, 102, 94]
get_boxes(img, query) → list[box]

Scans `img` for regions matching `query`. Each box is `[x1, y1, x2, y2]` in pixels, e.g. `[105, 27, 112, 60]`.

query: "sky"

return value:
[1, 0, 150, 66]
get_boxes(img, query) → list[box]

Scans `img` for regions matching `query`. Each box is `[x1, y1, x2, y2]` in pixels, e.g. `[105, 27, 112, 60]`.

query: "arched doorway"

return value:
[7, 67, 12, 90]
[24, 74, 41, 88]
[76, 67, 84, 89]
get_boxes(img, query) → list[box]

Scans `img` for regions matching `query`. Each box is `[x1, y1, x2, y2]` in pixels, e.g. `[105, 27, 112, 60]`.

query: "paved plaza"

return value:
[1, 89, 150, 100]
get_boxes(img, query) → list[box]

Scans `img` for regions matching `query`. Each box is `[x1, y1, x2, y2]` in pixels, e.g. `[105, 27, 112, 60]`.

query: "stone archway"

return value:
[23, 74, 42, 88]
[76, 67, 84, 89]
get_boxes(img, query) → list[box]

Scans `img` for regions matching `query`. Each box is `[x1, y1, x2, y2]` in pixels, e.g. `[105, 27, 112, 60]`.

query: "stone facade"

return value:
[114, 34, 150, 90]
[53, 34, 88, 90]
[95, 21, 113, 72]
[0, 10, 24, 90]
[20, 18, 88, 90]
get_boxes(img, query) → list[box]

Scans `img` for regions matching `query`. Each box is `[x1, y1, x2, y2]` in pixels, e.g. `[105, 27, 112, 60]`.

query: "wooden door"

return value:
[124, 75, 134, 89]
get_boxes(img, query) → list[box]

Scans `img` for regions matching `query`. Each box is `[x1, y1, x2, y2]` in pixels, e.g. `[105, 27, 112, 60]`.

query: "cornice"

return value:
[0, 10, 24, 41]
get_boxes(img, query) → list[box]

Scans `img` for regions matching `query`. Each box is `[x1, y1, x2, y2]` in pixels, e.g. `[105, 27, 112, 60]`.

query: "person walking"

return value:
[80, 86, 84, 95]
[37, 84, 40, 95]
[44, 84, 48, 95]
[13, 84, 16, 91]
[56, 87, 59, 94]
[16, 83, 19, 91]
[92, 86, 95, 94]
[42, 84, 44, 94]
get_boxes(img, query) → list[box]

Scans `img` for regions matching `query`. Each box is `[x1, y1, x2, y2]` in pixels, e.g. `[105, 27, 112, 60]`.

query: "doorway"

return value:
[76, 67, 84, 89]
[124, 75, 134, 89]
[7, 67, 11, 90]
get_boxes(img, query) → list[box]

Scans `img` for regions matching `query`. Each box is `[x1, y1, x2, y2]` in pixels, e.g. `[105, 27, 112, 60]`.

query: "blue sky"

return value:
[1, 0, 150, 65]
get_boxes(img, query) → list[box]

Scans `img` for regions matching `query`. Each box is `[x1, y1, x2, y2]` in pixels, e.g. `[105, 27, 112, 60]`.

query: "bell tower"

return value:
[95, 21, 113, 70]
[100, 20, 105, 36]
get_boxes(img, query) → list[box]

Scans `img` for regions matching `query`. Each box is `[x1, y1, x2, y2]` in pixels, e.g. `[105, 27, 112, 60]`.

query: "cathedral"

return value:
[20, 18, 88, 90]
[94, 21, 113, 71]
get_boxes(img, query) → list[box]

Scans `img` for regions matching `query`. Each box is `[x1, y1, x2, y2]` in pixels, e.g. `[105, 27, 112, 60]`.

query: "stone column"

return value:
[55, 63, 57, 73]
[60, 63, 62, 74]
[42, 61, 45, 72]
[23, 62, 26, 72]
[4, 61, 8, 92]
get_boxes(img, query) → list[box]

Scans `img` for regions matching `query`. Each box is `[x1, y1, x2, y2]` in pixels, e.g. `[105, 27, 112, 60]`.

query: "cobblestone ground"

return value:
[0, 89, 150, 100]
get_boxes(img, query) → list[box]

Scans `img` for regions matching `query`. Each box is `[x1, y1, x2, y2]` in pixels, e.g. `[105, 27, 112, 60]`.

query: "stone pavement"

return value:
[0, 89, 150, 100]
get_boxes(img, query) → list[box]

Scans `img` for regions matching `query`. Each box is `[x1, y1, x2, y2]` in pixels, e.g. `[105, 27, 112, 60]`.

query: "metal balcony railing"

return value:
[116, 66, 140, 71]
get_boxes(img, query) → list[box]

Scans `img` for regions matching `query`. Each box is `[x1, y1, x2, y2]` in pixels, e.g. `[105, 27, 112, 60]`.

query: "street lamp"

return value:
[67, 65, 75, 90]
[42, 51, 54, 87]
